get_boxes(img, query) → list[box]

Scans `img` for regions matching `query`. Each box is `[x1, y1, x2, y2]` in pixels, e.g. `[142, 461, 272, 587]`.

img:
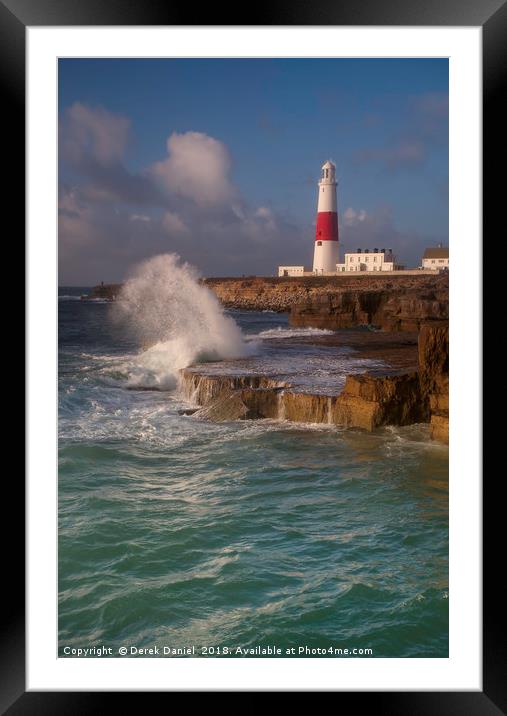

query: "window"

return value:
[365, 257, 369, 262]
[317, 241, 322, 246]
[350, 257, 354, 262]
[439, 259, 444, 263]
[432, 259, 436, 264]
[373, 256, 377, 262]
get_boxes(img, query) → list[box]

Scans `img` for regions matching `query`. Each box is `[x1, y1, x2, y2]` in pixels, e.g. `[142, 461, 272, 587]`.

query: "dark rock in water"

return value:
[83, 283, 123, 301]
[178, 408, 199, 415]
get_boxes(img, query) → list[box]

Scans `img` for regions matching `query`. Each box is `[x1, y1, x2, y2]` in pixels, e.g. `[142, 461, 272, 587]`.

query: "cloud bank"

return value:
[59, 103, 308, 284]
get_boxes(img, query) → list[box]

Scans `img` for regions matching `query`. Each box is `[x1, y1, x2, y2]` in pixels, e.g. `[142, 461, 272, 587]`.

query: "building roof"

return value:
[423, 247, 449, 259]
[348, 248, 391, 254]
[322, 160, 335, 169]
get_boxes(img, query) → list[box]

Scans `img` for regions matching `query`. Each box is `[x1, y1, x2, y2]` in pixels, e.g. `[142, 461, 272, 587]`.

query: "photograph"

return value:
[58, 57, 450, 660]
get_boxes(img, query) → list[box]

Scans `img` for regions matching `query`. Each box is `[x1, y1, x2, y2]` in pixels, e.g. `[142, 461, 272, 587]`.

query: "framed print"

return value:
[5, 0, 498, 708]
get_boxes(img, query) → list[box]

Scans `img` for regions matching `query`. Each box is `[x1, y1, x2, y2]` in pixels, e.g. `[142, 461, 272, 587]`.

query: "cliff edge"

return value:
[204, 274, 448, 318]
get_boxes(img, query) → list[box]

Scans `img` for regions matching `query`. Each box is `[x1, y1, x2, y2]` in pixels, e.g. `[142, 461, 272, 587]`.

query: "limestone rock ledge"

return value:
[179, 320, 449, 443]
[180, 370, 426, 431]
[180, 371, 288, 407]
[334, 372, 427, 431]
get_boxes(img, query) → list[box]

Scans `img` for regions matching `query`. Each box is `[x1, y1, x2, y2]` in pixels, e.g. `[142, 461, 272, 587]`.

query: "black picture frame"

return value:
[7, 0, 495, 709]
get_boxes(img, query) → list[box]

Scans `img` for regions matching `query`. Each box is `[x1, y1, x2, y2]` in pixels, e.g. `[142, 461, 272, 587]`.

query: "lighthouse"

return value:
[313, 160, 339, 274]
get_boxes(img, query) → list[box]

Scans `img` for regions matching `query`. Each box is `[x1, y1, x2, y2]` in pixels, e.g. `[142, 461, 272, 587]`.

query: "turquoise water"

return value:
[58, 288, 448, 658]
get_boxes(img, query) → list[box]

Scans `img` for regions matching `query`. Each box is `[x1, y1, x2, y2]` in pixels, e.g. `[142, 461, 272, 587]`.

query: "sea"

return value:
[58, 259, 448, 659]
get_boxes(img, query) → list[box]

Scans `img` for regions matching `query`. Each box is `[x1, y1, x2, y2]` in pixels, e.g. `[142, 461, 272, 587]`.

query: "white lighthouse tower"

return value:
[312, 160, 339, 274]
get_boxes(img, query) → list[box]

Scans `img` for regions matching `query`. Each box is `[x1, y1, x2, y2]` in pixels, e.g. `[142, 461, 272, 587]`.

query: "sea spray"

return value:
[112, 254, 250, 389]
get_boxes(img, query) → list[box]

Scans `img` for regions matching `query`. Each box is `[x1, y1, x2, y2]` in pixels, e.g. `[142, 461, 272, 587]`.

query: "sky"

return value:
[58, 58, 448, 285]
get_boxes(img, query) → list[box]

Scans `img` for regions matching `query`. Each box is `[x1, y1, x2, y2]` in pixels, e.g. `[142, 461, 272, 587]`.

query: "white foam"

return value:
[248, 327, 334, 340]
[112, 254, 251, 390]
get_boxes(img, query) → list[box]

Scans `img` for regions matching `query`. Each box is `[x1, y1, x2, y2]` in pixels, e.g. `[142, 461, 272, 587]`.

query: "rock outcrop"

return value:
[180, 320, 449, 443]
[85, 283, 122, 301]
[333, 371, 427, 431]
[180, 371, 287, 407]
[418, 321, 449, 444]
[327, 322, 448, 440]
[289, 285, 448, 332]
[190, 391, 250, 422]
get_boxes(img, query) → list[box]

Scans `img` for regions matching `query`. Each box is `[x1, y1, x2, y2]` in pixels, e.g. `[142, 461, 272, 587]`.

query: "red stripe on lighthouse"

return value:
[315, 212, 339, 242]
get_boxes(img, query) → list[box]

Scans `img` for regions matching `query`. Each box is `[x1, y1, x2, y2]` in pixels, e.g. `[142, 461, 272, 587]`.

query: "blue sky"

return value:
[59, 58, 448, 284]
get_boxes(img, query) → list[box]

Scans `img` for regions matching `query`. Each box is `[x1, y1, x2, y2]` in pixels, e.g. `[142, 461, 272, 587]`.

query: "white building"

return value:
[421, 247, 449, 270]
[336, 248, 400, 272]
[278, 266, 307, 277]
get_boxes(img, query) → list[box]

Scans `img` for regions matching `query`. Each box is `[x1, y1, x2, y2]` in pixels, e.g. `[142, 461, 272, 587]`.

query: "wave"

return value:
[248, 327, 334, 340]
[111, 254, 251, 390]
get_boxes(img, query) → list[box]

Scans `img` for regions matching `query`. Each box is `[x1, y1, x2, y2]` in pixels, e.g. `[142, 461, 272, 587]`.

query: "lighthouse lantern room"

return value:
[312, 160, 339, 274]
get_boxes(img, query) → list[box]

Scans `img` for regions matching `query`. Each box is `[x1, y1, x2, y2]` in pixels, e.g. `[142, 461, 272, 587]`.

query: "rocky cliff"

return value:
[418, 321, 449, 443]
[289, 284, 448, 331]
[204, 274, 448, 315]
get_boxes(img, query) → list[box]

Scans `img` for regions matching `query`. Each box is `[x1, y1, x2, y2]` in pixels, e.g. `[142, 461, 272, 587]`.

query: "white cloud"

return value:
[61, 102, 131, 166]
[252, 206, 276, 232]
[255, 206, 272, 219]
[343, 207, 367, 226]
[150, 131, 236, 206]
[130, 214, 151, 223]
